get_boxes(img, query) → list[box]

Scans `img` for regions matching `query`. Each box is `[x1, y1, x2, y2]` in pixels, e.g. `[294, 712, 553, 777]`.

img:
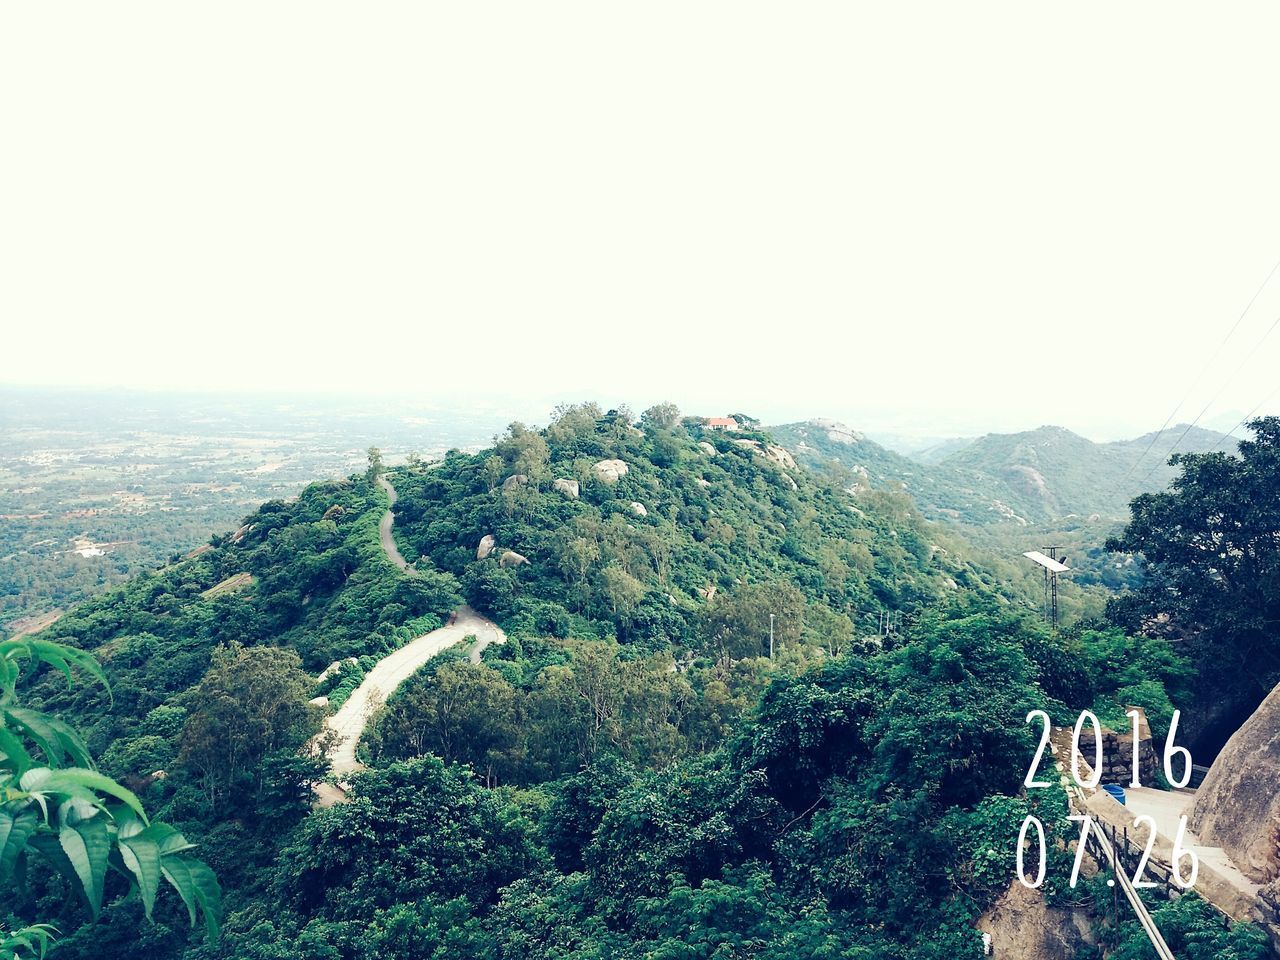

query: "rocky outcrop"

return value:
[766, 444, 797, 470]
[808, 418, 864, 446]
[593, 459, 629, 484]
[975, 881, 1096, 960]
[476, 535, 496, 560]
[698, 441, 717, 456]
[629, 501, 647, 517]
[553, 478, 580, 499]
[502, 474, 529, 491]
[499, 550, 529, 568]
[1190, 679, 1280, 884]
[732, 438, 797, 470]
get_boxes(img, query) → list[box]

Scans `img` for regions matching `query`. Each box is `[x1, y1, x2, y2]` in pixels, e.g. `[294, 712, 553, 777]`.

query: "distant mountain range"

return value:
[771, 419, 1237, 526]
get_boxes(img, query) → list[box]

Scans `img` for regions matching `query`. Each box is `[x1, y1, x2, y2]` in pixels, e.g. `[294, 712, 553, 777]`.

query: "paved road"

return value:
[313, 476, 505, 806]
[377, 475, 411, 571]
[1124, 785, 1260, 901]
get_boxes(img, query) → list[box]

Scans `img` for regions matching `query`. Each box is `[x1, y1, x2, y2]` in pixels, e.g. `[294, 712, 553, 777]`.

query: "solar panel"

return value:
[1023, 550, 1069, 573]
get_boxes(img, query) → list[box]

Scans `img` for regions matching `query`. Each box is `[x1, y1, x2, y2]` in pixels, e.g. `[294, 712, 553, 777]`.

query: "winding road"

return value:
[377, 475, 411, 570]
[313, 475, 505, 806]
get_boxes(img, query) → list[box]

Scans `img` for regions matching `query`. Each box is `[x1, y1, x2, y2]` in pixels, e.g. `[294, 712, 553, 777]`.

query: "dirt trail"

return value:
[313, 476, 504, 806]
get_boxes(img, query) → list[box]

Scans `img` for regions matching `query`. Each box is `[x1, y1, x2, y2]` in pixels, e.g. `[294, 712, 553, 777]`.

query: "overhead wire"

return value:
[1119, 255, 1280, 485]
[1211, 380, 1280, 446]
[1137, 306, 1280, 485]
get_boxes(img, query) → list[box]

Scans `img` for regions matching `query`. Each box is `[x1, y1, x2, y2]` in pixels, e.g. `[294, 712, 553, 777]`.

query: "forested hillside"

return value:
[775, 419, 1234, 527]
[0, 406, 1270, 959]
[774, 419, 1238, 623]
[388, 404, 988, 648]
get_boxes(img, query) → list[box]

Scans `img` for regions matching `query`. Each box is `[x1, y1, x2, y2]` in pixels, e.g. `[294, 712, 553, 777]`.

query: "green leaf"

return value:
[161, 856, 222, 940]
[19, 768, 147, 821]
[59, 814, 110, 915]
[5, 710, 66, 767]
[0, 725, 34, 775]
[118, 831, 162, 919]
[27, 833, 88, 910]
[26, 639, 109, 695]
[0, 809, 38, 880]
[149, 823, 196, 857]
[0, 655, 18, 702]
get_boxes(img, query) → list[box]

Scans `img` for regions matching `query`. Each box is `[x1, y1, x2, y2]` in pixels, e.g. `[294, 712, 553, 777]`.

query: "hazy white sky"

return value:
[4, 3, 1280, 440]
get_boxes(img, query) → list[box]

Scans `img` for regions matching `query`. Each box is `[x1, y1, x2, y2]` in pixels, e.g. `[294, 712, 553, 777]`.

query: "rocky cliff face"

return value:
[1190, 678, 1280, 884]
[975, 881, 1096, 960]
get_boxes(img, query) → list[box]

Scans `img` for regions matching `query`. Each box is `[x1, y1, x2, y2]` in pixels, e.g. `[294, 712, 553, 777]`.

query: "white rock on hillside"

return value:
[732, 438, 797, 470]
[593, 459, 629, 484]
[502, 474, 529, 491]
[553, 478, 580, 499]
[477, 534, 496, 560]
[808, 418, 864, 446]
[630, 501, 648, 516]
[499, 550, 529, 568]
[698, 441, 717, 456]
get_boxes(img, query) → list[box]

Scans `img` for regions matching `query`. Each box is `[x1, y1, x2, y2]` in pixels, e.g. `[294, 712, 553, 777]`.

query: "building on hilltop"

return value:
[706, 417, 739, 432]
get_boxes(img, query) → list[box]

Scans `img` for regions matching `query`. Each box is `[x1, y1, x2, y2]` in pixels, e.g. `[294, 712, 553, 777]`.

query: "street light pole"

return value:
[769, 613, 775, 659]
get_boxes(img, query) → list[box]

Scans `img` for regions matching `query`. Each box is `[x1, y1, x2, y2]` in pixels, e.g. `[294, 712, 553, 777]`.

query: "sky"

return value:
[4, 3, 1280, 441]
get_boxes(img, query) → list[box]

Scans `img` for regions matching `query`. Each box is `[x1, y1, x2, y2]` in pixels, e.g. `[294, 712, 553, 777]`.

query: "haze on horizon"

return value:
[4, 3, 1280, 442]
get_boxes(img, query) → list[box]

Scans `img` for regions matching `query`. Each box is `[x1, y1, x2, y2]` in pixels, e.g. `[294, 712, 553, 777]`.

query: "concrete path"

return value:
[376, 474, 410, 570]
[313, 476, 505, 806]
[1124, 785, 1260, 902]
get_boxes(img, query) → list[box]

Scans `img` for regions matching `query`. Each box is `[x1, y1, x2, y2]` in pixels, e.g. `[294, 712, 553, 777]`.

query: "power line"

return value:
[1138, 307, 1280, 485]
[1212, 381, 1280, 446]
[1120, 256, 1280, 485]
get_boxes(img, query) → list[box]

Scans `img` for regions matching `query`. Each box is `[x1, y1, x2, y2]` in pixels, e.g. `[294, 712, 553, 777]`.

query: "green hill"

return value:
[386, 405, 985, 648]
[939, 423, 1235, 523]
[1, 403, 1245, 960]
[774, 420, 1236, 528]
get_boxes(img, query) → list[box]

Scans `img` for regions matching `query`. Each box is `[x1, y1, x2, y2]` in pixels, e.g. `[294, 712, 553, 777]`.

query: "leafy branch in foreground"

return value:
[0, 636, 221, 953]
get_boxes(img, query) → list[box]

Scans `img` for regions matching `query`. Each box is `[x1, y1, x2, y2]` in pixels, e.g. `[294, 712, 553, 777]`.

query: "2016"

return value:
[1016, 708, 1198, 891]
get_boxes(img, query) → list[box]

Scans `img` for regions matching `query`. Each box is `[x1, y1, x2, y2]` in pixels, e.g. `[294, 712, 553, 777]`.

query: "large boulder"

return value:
[1189, 678, 1280, 883]
[593, 459, 629, 484]
[502, 474, 529, 491]
[499, 550, 529, 568]
[698, 441, 717, 456]
[476, 535, 496, 560]
[553, 478, 580, 499]
[629, 501, 648, 517]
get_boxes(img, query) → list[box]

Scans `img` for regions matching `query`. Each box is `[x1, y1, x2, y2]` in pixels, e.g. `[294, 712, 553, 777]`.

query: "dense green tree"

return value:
[365, 447, 384, 483]
[697, 581, 805, 663]
[371, 661, 519, 786]
[273, 758, 543, 922]
[1107, 417, 1280, 743]
[177, 643, 318, 812]
[639, 402, 681, 431]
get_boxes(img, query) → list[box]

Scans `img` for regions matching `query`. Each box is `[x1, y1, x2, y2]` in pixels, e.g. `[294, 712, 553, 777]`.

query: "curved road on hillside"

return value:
[376, 475, 411, 570]
[314, 475, 505, 806]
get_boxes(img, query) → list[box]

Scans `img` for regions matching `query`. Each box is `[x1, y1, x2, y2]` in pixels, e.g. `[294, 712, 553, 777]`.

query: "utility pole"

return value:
[1022, 548, 1069, 631]
[1046, 545, 1062, 629]
[769, 613, 775, 659]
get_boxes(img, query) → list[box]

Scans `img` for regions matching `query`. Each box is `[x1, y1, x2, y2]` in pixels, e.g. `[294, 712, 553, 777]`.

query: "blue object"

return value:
[1102, 783, 1126, 805]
